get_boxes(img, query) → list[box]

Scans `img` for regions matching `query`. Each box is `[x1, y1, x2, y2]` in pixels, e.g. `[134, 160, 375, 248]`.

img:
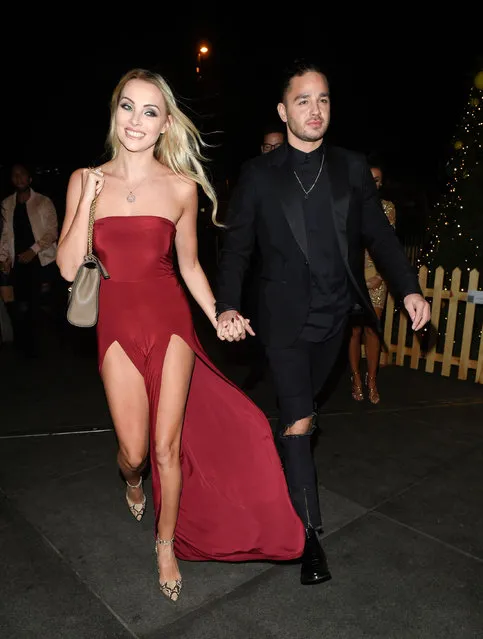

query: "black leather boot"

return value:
[278, 424, 331, 585]
[300, 527, 331, 585]
[278, 424, 323, 532]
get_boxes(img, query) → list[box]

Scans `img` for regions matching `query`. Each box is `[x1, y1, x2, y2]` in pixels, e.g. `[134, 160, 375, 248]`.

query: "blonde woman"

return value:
[57, 69, 304, 601]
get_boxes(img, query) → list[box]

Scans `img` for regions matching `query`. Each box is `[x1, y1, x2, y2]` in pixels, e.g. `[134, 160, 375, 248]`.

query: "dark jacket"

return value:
[216, 143, 421, 348]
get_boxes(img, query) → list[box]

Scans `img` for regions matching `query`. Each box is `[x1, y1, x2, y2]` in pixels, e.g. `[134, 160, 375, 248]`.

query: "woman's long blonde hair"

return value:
[106, 68, 219, 226]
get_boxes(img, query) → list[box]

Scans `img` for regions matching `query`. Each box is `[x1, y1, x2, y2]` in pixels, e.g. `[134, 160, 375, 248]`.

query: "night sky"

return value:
[2, 14, 480, 198]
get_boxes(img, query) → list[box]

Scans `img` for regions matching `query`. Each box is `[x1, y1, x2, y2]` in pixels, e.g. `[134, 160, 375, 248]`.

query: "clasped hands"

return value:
[1, 251, 36, 269]
[216, 310, 255, 342]
[0, 258, 11, 274]
[17, 249, 37, 264]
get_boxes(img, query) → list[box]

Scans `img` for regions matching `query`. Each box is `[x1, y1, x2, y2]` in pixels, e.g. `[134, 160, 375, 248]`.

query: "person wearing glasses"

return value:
[261, 126, 285, 154]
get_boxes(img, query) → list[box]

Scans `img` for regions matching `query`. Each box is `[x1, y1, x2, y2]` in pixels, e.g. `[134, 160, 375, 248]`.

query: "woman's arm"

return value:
[175, 181, 219, 328]
[366, 200, 397, 289]
[383, 200, 396, 228]
[175, 181, 254, 341]
[56, 168, 104, 282]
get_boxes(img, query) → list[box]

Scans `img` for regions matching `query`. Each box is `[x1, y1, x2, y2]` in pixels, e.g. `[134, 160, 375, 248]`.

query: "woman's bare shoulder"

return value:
[159, 165, 196, 196]
[67, 168, 85, 188]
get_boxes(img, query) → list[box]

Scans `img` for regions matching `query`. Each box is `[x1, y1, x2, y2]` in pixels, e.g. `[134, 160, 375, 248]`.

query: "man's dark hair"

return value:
[280, 58, 328, 102]
[11, 161, 33, 178]
[261, 122, 285, 138]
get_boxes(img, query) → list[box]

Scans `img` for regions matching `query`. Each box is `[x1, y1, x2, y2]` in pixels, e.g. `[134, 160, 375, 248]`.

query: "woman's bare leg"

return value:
[364, 307, 383, 403]
[154, 335, 195, 583]
[348, 323, 364, 400]
[101, 342, 149, 505]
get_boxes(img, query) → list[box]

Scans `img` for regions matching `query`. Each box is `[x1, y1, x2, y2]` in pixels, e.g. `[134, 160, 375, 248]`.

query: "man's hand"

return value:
[403, 293, 431, 331]
[0, 258, 12, 274]
[216, 310, 256, 342]
[17, 248, 36, 264]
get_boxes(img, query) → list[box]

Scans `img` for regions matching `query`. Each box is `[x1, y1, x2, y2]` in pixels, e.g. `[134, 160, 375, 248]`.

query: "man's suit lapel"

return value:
[325, 146, 350, 263]
[268, 148, 308, 261]
[266, 144, 351, 265]
[326, 146, 372, 313]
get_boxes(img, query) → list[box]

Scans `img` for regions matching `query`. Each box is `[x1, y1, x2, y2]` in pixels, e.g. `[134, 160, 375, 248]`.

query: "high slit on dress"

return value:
[93, 215, 305, 562]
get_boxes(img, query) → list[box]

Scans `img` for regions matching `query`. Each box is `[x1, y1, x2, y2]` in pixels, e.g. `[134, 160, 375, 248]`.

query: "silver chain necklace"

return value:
[126, 176, 149, 203]
[293, 154, 325, 199]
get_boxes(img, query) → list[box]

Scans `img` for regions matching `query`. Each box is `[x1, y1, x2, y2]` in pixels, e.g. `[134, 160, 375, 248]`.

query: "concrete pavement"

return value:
[1, 321, 482, 638]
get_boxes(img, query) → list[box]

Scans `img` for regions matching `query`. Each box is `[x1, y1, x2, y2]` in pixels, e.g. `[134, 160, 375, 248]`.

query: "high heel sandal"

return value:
[365, 373, 380, 405]
[125, 477, 146, 522]
[155, 536, 182, 601]
[351, 374, 364, 401]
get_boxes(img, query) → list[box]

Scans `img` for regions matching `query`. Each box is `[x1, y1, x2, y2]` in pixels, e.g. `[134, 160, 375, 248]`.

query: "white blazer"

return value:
[0, 189, 58, 267]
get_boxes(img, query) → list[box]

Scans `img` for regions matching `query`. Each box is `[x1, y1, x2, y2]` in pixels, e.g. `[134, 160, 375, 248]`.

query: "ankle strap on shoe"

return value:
[126, 477, 142, 489]
[156, 536, 175, 545]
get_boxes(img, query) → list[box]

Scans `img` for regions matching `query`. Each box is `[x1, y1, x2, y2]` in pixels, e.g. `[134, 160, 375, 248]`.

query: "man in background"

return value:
[261, 125, 285, 154]
[0, 163, 58, 356]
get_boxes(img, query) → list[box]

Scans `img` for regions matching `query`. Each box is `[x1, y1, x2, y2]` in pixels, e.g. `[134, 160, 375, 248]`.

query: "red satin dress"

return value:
[93, 215, 305, 562]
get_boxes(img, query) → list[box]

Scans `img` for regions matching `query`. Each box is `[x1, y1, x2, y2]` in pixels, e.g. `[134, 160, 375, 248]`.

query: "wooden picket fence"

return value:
[381, 266, 483, 383]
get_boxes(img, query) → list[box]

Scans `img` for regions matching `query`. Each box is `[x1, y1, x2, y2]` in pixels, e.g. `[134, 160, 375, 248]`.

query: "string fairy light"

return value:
[418, 69, 483, 279]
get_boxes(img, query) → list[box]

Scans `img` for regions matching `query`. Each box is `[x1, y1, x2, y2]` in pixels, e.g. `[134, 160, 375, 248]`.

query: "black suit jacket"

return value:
[216, 143, 421, 348]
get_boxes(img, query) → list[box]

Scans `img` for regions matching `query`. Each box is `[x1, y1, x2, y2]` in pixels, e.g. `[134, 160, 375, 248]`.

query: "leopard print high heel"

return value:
[155, 536, 182, 601]
[125, 477, 146, 522]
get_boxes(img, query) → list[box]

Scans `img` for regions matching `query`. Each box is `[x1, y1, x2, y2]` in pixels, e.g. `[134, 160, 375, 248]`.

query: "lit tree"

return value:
[420, 68, 483, 277]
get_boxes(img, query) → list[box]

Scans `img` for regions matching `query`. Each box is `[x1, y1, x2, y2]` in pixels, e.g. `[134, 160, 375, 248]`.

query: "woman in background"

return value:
[349, 159, 396, 404]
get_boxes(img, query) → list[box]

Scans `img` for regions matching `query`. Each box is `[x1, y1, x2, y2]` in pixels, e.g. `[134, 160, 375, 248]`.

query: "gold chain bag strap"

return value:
[66, 196, 110, 327]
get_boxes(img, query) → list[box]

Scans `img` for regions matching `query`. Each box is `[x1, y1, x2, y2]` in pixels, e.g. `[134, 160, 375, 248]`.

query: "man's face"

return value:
[261, 132, 285, 154]
[11, 165, 32, 193]
[277, 71, 330, 145]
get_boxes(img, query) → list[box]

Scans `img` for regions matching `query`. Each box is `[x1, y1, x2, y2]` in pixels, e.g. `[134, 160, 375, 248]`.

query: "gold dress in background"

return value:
[364, 199, 396, 309]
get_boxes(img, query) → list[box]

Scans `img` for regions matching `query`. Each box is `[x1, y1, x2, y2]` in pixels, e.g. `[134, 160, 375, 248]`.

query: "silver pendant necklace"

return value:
[293, 154, 325, 199]
[126, 175, 149, 203]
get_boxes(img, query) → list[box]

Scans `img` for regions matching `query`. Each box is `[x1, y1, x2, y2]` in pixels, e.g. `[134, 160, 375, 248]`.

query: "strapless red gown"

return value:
[93, 215, 305, 562]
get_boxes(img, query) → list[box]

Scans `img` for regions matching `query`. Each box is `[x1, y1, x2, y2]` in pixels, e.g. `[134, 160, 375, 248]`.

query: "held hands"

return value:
[216, 310, 256, 342]
[17, 249, 36, 264]
[81, 167, 105, 203]
[403, 293, 431, 332]
[0, 258, 12, 274]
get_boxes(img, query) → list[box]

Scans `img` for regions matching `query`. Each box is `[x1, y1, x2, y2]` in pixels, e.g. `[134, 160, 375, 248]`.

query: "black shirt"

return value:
[13, 201, 35, 255]
[288, 143, 351, 341]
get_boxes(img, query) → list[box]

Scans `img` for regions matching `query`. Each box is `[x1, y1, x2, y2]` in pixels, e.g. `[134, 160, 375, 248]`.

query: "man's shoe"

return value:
[300, 527, 332, 586]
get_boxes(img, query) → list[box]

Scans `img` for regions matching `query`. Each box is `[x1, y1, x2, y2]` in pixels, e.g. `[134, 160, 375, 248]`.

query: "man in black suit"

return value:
[215, 60, 430, 585]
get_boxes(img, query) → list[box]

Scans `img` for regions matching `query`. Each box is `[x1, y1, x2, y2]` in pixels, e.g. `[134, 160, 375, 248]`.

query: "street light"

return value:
[196, 44, 209, 79]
